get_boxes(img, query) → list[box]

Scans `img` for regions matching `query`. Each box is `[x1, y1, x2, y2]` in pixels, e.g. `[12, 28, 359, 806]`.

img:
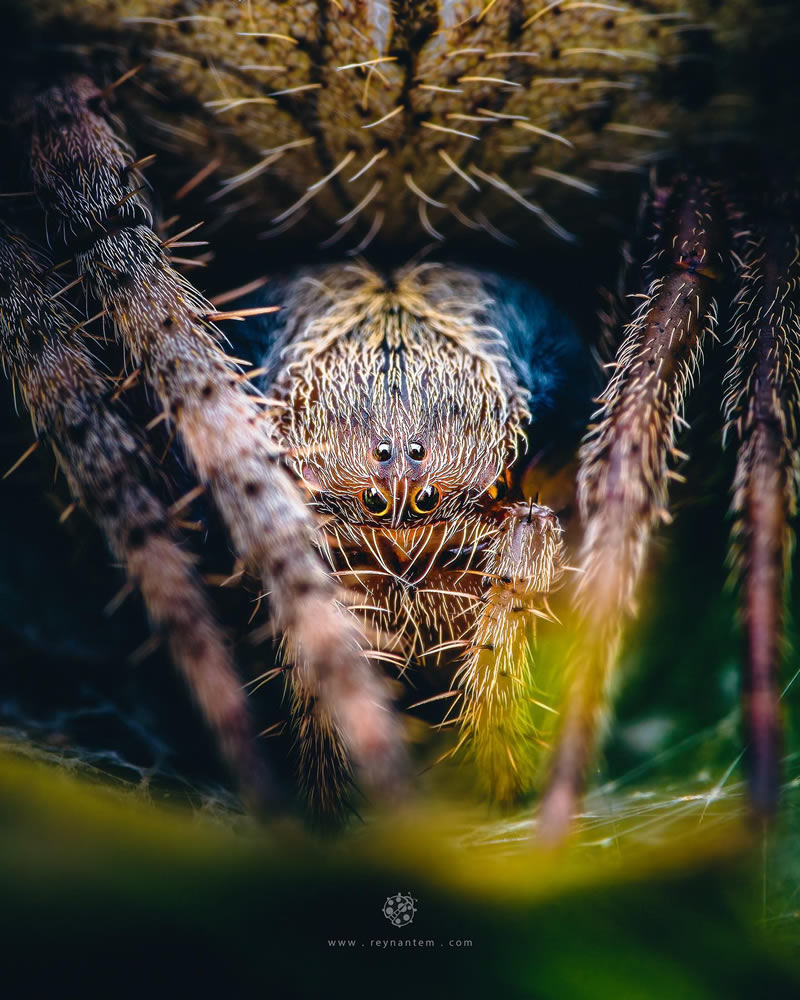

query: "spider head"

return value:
[260, 262, 592, 576]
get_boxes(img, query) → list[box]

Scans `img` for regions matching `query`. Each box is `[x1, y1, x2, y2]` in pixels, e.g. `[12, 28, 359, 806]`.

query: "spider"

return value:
[0, 1, 796, 835]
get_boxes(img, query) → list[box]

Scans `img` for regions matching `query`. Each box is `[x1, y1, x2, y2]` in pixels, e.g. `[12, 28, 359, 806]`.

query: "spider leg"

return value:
[724, 192, 800, 818]
[537, 177, 726, 842]
[0, 224, 272, 806]
[23, 77, 406, 800]
[455, 502, 562, 803]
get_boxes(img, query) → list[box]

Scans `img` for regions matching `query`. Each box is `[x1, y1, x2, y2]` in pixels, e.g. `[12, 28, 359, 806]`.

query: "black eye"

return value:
[411, 484, 440, 514]
[407, 441, 426, 461]
[373, 441, 392, 462]
[361, 486, 390, 516]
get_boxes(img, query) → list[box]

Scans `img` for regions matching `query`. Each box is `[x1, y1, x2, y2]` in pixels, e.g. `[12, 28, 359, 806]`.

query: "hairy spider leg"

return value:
[538, 177, 726, 842]
[0, 224, 272, 805]
[724, 186, 800, 818]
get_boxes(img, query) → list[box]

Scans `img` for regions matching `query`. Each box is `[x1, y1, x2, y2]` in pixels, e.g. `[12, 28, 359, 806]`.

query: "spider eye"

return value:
[361, 486, 390, 516]
[411, 484, 440, 514]
[373, 441, 392, 462]
[407, 441, 426, 461]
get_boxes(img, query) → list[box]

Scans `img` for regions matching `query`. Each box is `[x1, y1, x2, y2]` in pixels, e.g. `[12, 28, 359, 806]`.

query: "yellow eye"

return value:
[411, 484, 441, 514]
[361, 486, 390, 516]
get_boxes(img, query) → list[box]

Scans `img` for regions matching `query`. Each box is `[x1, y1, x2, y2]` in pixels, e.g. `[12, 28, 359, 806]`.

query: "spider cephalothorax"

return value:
[268, 263, 530, 525]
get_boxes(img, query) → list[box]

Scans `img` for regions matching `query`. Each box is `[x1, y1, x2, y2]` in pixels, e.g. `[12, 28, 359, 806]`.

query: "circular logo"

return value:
[382, 892, 417, 927]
